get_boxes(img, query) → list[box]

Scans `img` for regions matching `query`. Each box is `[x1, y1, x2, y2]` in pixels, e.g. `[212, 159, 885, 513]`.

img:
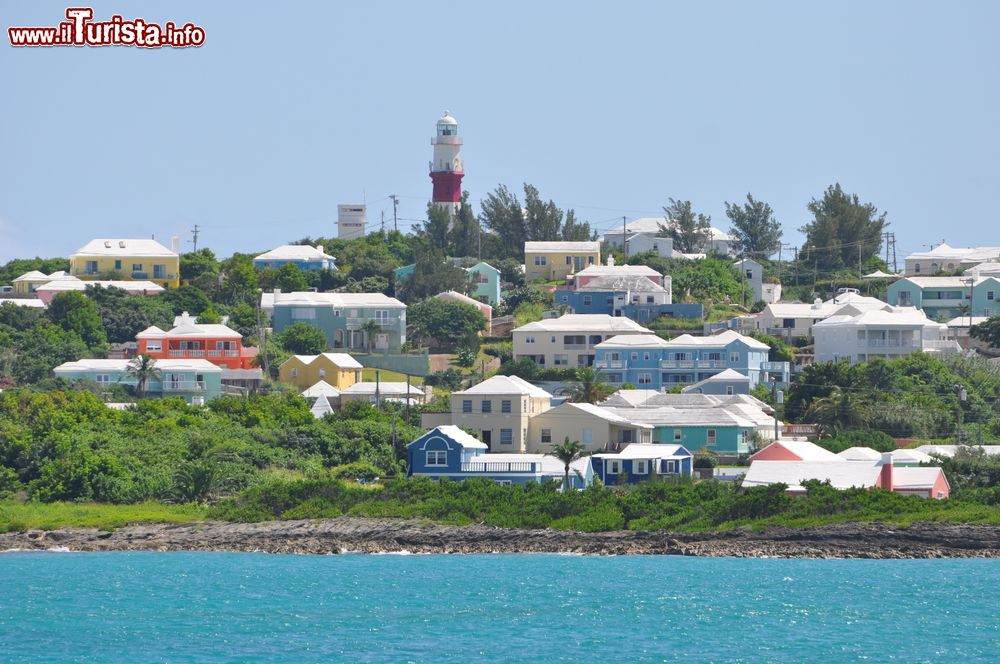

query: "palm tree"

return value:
[126, 354, 161, 398]
[549, 437, 587, 491]
[803, 387, 870, 432]
[360, 319, 382, 353]
[566, 366, 614, 404]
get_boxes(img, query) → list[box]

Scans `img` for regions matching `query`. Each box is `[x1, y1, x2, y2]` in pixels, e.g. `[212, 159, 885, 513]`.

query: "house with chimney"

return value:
[253, 244, 337, 271]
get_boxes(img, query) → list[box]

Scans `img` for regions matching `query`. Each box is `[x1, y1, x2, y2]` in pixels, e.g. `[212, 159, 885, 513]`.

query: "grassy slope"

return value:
[0, 501, 208, 533]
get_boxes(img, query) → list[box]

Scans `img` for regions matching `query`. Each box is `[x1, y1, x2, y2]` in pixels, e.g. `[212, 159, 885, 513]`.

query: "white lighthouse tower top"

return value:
[438, 111, 458, 127]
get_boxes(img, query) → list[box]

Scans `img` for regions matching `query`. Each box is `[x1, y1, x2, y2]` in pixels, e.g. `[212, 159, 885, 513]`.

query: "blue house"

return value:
[271, 290, 407, 353]
[886, 276, 1000, 321]
[53, 358, 224, 404]
[680, 369, 751, 395]
[556, 276, 703, 321]
[395, 260, 501, 306]
[594, 330, 787, 389]
[407, 425, 593, 488]
[253, 244, 337, 271]
[591, 444, 693, 485]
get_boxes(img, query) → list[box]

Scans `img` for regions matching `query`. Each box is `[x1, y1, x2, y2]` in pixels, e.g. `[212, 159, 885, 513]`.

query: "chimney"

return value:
[316, 244, 324, 255]
[171, 236, 180, 255]
[607, 255, 615, 267]
[879, 452, 894, 491]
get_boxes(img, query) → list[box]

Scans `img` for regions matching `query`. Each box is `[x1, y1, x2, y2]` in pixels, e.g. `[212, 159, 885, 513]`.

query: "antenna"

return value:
[189, 224, 200, 252]
[390, 194, 399, 233]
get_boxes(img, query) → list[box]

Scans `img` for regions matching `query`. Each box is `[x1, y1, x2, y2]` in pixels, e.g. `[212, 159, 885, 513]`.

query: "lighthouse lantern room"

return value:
[429, 111, 464, 218]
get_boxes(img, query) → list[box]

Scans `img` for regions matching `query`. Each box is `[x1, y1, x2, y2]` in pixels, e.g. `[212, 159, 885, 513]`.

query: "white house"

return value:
[733, 258, 781, 305]
[812, 306, 961, 364]
[748, 292, 891, 340]
[512, 314, 652, 368]
[603, 217, 734, 256]
[904, 242, 1000, 276]
[450, 375, 553, 452]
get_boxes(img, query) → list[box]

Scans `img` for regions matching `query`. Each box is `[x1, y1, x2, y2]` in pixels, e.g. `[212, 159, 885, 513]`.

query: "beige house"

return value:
[450, 375, 553, 452]
[512, 314, 652, 368]
[527, 402, 653, 454]
[278, 353, 363, 391]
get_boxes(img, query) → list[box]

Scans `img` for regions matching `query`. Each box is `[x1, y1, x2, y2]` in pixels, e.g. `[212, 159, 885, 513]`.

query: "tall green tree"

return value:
[422, 203, 453, 252]
[725, 193, 782, 258]
[276, 263, 309, 292]
[276, 323, 327, 355]
[449, 191, 481, 258]
[126, 354, 161, 398]
[566, 367, 614, 404]
[799, 184, 888, 273]
[407, 298, 486, 350]
[970, 316, 1000, 348]
[561, 209, 594, 242]
[396, 246, 468, 303]
[47, 291, 107, 351]
[524, 183, 563, 241]
[549, 437, 587, 491]
[479, 185, 526, 260]
[659, 199, 713, 253]
[219, 255, 259, 306]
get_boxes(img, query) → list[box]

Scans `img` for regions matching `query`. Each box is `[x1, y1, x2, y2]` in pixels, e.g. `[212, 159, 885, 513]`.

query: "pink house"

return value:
[748, 440, 841, 463]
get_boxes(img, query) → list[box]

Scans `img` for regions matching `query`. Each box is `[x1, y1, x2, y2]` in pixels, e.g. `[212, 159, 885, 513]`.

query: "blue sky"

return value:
[1, 0, 997, 263]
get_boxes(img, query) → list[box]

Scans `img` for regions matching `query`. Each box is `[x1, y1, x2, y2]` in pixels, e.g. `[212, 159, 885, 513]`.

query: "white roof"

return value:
[341, 382, 422, 396]
[681, 369, 750, 392]
[893, 467, 946, 490]
[54, 358, 221, 372]
[898, 276, 998, 289]
[425, 425, 489, 450]
[137, 321, 241, 339]
[287, 353, 363, 369]
[524, 241, 600, 254]
[272, 291, 405, 308]
[576, 276, 669, 292]
[0, 298, 46, 308]
[594, 444, 689, 460]
[301, 380, 341, 397]
[254, 245, 335, 262]
[437, 113, 458, 126]
[12, 270, 49, 282]
[837, 447, 883, 461]
[862, 270, 898, 279]
[310, 395, 334, 418]
[889, 449, 935, 464]
[606, 218, 732, 242]
[946, 316, 989, 328]
[813, 306, 942, 330]
[742, 461, 881, 492]
[665, 330, 769, 350]
[753, 440, 842, 462]
[435, 290, 492, 312]
[595, 334, 671, 348]
[575, 264, 662, 279]
[454, 375, 552, 398]
[563, 402, 653, 428]
[514, 314, 652, 333]
[35, 279, 164, 294]
[914, 444, 1000, 458]
[71, 239, 177, 258]
[905, 243, 1000, 262]
[764, 293, 890, 319]
[601, 405, 758, 429]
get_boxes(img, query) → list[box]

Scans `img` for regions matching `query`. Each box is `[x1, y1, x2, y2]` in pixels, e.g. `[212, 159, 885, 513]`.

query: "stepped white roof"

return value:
[301, 380, 341, 397]
[742, 461, 881, 491]
[837, 447, 883, 461]
[36, 279, 164, 294]
[915, 444, 1000, 458]
[411, 425, 488, 450]
[905, 243, 1000, 262]
[605, 217, 732, 242]
[575, 264, 662, 279]
[341, 382, 422, 396]
[524, 241, 600, 253]
[54, 358, 221, 372]
[12, 270, 50, 282]
[813, 306, 943, 330]
[681, 369, 750, 393]
[515, 314, 651, 333]
[594, 443, 690, 459]
[898, 276, 997, 288]
[71, 239, 177, 258]
[137, 321, 241, 339]
[0, 298, 46, 308]
[254, 245, 335, 262]
[272, 291, 405, 308]
[764, 293, 889, 319]
[576, 276, 669, 292]
[435, 290, 492, 312]
[666, 330, 769, 349]
[596, 334, 672, 348]
[454, 375, 552, 398]
[287, 353, 363, 369]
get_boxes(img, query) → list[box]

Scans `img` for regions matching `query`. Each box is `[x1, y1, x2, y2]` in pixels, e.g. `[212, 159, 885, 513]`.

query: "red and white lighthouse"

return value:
[429, 111, 464, 218]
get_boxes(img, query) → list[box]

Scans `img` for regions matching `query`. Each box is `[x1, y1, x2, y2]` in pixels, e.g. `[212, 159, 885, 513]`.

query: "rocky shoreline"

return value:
[3, 518, 1000, 558]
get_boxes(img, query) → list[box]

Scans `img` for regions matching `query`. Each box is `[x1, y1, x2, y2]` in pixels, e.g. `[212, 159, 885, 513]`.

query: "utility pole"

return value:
[380, 210, 385, 236]
[858, 242, 862, 279]
[190, 224, 200, 252]
[793, 247, 799, 286]
[390, 195, 399, 233]
[622, 216, 627, 259]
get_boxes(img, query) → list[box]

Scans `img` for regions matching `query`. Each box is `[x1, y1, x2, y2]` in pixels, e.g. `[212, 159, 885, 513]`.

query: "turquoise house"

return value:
[887, 276, 1000, 321]
[271, 290, 407, 353]
[53, 358, 223, 404]
[599, 405, 761, 455]
[394, 260, 501, 306]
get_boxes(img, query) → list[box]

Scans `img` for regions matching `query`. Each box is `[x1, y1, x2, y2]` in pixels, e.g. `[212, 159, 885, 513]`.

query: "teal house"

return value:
[394, 260, 501, 306]
[887, 276, 1000, 321]
[271, 291, 407, 353]
[53, 358, 223, 404]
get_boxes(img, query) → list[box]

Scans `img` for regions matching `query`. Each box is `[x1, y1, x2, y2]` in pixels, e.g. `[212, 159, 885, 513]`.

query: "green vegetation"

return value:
[0, 500, 207, 532]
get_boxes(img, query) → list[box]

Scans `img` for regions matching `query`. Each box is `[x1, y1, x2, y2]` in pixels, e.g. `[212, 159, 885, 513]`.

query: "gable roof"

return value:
[664, 330, 769, 350]
[594, 443, 691, 460]
[435, 290, 492, 312]
[893, 466, 948, 491]
[750, 440, 842, 463]
[254, 245, 335, 262]
[524, 241, 600, 253]
[54, 358, 222, 372]
[454, 375, 552, 398]
[837, 447, 883, 461]
[301, 380, 341, 397]
[514, 314, 652, 333]
[12, 270, 50, 282]
[604, 218, 732, 242]
[285, 353, 364, 369]
[681, 369, 750, 392]
[407, 425, 488, 450]
[561, 401, 652, 428]
[742, 461, 881, 492]
[71, 239, 177, 258]
[595, 334, 672, 348]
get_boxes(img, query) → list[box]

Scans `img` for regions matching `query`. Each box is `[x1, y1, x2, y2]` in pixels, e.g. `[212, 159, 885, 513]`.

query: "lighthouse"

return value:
[429, 111, 464, 218]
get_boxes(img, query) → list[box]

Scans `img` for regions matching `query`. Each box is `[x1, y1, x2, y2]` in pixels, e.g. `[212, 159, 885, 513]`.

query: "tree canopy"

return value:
[659, 199, 713, 253]
[725, 193, 782, 258]
[799, 184, 887, 273]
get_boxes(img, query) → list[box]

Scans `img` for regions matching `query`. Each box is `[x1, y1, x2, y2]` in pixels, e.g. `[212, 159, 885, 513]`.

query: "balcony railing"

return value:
[345, 316, 401, 330]
[761, 361, 791, 372]
[594, 359, 624, 369]
[864, 339, 919, 348]
[168, 350, 206, 358]
[162, 380, 206, 392]
[660, 359, 726, 369]
[461, 461, 537, 473]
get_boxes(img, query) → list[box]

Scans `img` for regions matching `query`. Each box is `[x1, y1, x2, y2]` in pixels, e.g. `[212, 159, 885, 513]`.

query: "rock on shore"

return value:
[3, 519, 1000, 558]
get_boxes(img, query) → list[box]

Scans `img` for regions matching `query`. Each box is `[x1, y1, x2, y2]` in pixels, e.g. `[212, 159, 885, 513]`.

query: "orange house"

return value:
[136, 314, 257, 370]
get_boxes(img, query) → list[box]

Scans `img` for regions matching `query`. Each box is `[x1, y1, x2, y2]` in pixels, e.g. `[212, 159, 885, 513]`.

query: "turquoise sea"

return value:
[1, 552, 998, 663]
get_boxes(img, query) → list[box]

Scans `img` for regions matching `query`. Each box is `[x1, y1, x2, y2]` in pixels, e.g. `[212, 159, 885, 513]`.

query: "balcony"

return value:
[461, 461, 537, 473]
[761, 361, 790, 372]
[162, 380, 205, 392]
[660, 359, 726, 370]
[864, 339, 919, 349]
[207, 350, 240, 358]
[168, 349, 206, 358]
[345, 316, 401, 330]
[594, 359, 624, 369]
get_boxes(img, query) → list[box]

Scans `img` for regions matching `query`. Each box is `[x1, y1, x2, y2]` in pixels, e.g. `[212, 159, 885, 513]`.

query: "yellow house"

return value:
[524, 241, 600, 281]
[11, 270, 57, 295]
[69, 238, 181, 288]
[279, 353, 363, 391]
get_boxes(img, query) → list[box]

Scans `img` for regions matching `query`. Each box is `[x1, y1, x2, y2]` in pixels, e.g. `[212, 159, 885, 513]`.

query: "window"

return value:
[635, 460, 648, 475]
[638, 373, 652, 385]
[481, 430, 492, 445]
[582, 428, 593, 445]
[501, 399, 511, 414]
[673, 429, 682, 442]
[534, 256, 547, 266]
[646, 296, 654, 304]
[84, 260, 98, 274]
[132, 263, 143, 272]
[500, 429, 513, 445]
[643, 352, 650, 360]
[525, 336, 535, 344]
[375, 310, 389, 324]
[481, 400, 492, 414]
[551, 336, 556, 343]
[588, 256, 595, 264]
[726, 385, 734, 396]
[291, 368, 298, 378]
[989, 291, 996, 301]
[554, 354, 569, 366]
[583, 295, 592, 306]
[462, 399, 472, 414]
[914, 263, 921, 273]
[541, 428, 552, 443]
[746, 270, 754, 279]
[318, 368, 326, 378]
[426, 450, 447, 466]
[729, 352, 741, 363]
[291, 308, 316, 320]
[782, 318, 795, 329]
[496, 480, 512, 487]
[145, 341, 162, 352]
[565, 256, 572, 265]
[333, 309, 342, 317]
[95, 374, 111, 385]
[114, 260, 122, 270]
[707, 429, 717, 444]
[665, 460, 676, 473]
[608, 460, 622, 475]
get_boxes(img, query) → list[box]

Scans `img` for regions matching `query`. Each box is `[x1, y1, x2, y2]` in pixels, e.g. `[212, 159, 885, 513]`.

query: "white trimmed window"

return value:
[145, 341, 162, 352]
[501, 400, 511, 414]
[95, 374, 111, 386]
[526, 336, 535, 344]
[638, 373, 652, 385]
[635, 460, 649, 475]
[730, 352, 740, 363]
[482, 400, 492, 413]
[541, 428, 552, 444]
[608, 460, 622, 475]
[291, 368, 298, 378]
[291, 308, 316, 320]
[500, 429, 513, 445]
[673, 429, 682, 441]
[319, 368, 326, 378]
[426, 450, 447, 466]
[583, 295, 592, 306]
[462, 400, 472, 414]
[707, 429, 717, 444]
[534, 256, 547, 266]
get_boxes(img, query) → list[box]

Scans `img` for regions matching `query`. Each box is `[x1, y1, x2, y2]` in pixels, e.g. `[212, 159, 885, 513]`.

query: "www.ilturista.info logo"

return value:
[8, 8, 205, 48]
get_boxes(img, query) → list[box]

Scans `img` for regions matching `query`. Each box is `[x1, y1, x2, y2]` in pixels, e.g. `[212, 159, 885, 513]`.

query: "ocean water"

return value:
[0, 552, 998, 663]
